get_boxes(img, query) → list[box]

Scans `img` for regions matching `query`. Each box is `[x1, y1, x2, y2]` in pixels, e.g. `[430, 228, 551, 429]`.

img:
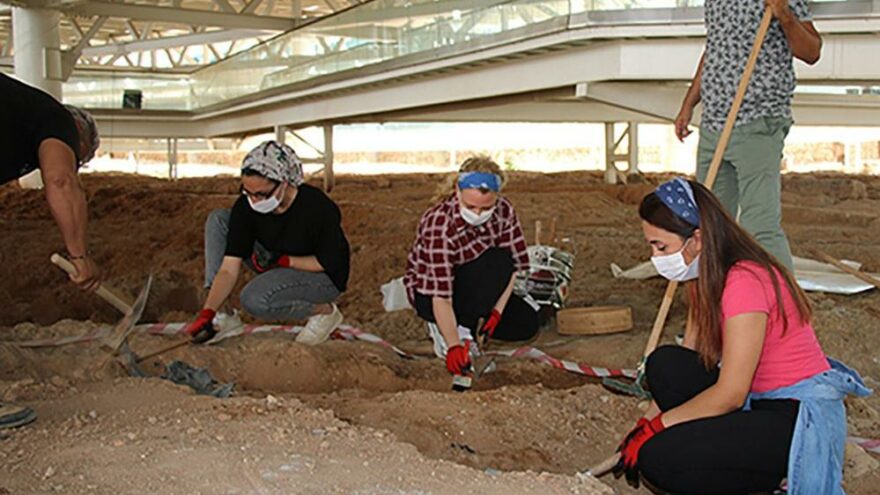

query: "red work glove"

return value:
[612, 414, 665, 488]
[250, 252, 290, 273]
[185, 308, 217, 344]
[445, 340, 472, 375]
[479, 309, 502, 340]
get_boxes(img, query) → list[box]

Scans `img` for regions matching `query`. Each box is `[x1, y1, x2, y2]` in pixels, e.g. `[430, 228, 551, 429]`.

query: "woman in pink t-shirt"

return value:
[611, 178, 833, 494]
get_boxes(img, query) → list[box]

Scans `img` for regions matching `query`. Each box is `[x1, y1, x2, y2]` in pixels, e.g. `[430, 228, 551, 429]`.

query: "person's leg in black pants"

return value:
[639, 346, 798, 495]
[413, 248, 538, 341]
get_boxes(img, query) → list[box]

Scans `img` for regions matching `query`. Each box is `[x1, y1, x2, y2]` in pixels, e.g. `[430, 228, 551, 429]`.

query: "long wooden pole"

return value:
[588, 6, 775, 478]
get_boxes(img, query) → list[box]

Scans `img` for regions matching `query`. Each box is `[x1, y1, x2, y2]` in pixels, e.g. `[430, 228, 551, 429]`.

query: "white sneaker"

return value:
[427, 322, 447, 358]
[296, 304, 343, 346]
[426, 322, 474, 359]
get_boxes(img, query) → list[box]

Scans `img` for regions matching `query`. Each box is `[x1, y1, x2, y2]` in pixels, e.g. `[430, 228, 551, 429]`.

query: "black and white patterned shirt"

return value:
[700, 0, 812, 133]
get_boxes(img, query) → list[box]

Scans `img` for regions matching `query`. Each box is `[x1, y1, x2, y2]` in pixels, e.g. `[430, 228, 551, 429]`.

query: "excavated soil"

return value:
[1, 171, 879, 493]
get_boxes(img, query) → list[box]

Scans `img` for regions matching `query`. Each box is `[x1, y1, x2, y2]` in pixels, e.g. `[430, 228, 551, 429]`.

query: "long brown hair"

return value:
[639, 180, 812, 368]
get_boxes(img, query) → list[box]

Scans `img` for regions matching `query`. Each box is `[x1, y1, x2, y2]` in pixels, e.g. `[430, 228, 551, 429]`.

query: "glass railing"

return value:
[190, 0, 572, 108]
[62, 0, 874, 111]
[63, 73, 195, 111]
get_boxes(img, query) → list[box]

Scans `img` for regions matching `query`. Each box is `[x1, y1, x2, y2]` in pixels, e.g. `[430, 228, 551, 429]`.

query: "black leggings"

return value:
[413, 248, 539, 342]
[639, 346, 798, 495]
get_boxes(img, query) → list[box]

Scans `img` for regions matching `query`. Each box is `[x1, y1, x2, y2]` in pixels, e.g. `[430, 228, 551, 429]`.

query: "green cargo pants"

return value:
[696, 116, 794, 272]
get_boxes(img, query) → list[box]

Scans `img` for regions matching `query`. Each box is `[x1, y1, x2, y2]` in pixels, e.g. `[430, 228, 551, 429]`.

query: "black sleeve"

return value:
[313, 200, 349, 276]
[224, 197, 256, 259]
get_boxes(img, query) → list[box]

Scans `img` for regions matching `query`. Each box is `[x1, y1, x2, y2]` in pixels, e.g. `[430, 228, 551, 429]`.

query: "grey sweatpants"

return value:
[204, 209, 340, 321]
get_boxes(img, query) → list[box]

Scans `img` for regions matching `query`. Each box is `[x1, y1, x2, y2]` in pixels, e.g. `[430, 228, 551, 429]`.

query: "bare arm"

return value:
[661, 312, 767, 427]
[203, 256, 242, 311]
[432, 297, 461, 348]
[674, 53, 705, 141]
[493, 273, 517, 314]
[767, 0, 822, 65]
[39, 138, 100, 290]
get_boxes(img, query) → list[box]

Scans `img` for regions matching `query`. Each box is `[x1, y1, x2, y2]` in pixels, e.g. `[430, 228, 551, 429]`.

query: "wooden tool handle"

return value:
[644, 6, 773, 359]
[643, 280, 679, 358]
[704, 7, 774, 189]
[585, 453, 620, 478]
[50, 253, 133, 314]
[535, 220, 542, 246]
[814, 249, 880, 290]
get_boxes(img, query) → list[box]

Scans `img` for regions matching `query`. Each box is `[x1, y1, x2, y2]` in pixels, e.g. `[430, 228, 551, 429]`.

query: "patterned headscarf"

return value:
[654, 177, 700, 227]
[241, 140, 304, 185]
[64, 104, 100, 165]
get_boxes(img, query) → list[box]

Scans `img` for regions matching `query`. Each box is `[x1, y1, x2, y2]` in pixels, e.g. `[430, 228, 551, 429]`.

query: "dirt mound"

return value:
[1, 378, 612, 494]
[2, 171, 880, 493]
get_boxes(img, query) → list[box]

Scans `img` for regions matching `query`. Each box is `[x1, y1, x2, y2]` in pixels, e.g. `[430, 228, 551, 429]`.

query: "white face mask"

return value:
[461, 205, 495, 226]
[247, 183, 284, 214]
[651, 238, 700, 282]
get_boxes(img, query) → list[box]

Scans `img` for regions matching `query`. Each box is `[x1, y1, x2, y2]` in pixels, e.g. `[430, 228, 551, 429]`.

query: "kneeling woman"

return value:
[404, 156, 539, 376]
[185, 141, 350, 346]
[613, 178, 870, 494]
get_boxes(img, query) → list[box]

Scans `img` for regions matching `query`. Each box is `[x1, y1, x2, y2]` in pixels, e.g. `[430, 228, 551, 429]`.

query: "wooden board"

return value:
[557, 306, 633, 335]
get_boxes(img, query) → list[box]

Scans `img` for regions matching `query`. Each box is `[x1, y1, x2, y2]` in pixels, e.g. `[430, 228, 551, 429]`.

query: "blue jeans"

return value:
[204, 209, 340, 320]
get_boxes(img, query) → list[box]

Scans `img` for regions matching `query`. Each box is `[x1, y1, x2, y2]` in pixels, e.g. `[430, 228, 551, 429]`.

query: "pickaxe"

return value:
[51, 253, 152, 375]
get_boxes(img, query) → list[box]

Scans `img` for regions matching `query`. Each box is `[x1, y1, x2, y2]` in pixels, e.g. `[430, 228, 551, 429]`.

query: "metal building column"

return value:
[627, 121, 640, 177]
[12, 6, 62, 97]
[13, 6, 62, 189]
[167, 138, 179, 180]
[323, 124, 335, 192]
[604, 122, 640, 184]
[275, 125, 287, 145]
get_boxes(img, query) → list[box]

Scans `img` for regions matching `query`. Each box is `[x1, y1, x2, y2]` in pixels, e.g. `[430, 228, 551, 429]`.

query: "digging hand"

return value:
[69, 255, 102, 292]
[612, 414, 665, 488]
[185, 308, 217, 344]
[479, 309, 502, 342]
[445, 340, 472, 375]
[766, 0, 795, 22]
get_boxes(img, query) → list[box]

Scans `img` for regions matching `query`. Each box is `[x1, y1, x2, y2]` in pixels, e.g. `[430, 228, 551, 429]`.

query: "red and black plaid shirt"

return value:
[404, 195, 530, 301]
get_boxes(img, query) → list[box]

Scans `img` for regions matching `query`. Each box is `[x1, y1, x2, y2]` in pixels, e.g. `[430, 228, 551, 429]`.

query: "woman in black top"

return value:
[184, 141, 350, 346]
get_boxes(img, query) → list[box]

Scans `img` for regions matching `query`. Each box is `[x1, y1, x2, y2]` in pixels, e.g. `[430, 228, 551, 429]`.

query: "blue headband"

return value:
[458, 172, 501, 192]
[655, 177, 700, 227]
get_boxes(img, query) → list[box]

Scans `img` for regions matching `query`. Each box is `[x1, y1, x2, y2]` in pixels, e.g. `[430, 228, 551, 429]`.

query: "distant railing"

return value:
[62, 0, 875, 112]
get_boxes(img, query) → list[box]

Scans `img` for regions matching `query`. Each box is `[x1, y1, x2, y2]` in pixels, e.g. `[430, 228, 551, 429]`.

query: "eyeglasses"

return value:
[240, 182, 280, 200]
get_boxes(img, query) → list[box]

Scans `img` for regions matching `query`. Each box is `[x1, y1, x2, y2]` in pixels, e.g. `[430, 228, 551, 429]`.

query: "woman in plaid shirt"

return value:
[404, 156, 539, 376]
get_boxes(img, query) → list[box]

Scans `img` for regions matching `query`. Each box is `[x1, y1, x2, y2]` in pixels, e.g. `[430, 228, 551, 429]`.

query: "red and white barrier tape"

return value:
[487, 346, 638, 379]
[11, 322, 636, 379]
[850, 436, 880, 454]
[9, 324, 879, 451]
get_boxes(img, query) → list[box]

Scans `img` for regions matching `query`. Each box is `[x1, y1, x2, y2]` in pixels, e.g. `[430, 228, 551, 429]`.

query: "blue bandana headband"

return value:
[655, 177, 700, 227]
[458, 171, 501, 192]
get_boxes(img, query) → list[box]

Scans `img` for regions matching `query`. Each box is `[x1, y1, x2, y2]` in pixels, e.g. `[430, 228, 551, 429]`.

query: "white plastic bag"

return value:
[381, 277, 412, 312]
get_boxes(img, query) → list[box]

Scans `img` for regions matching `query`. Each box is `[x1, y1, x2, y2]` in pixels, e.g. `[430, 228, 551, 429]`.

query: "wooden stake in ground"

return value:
[587, 6, 775, 478]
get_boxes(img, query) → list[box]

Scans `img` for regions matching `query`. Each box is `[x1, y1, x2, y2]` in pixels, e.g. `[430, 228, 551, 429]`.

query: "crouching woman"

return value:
[404, 156, 539, 377]
[185, 141, 350, 346]
[612, 178, 870, 494]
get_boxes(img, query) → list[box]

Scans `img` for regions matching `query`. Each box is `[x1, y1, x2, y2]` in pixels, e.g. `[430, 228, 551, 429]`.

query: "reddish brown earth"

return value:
[1, 171, 878, 493]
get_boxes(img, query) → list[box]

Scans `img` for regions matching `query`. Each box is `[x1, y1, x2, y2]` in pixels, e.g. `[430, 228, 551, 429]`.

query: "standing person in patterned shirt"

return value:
[404, 156, 539, 376]
[674, 0, 822, 271]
